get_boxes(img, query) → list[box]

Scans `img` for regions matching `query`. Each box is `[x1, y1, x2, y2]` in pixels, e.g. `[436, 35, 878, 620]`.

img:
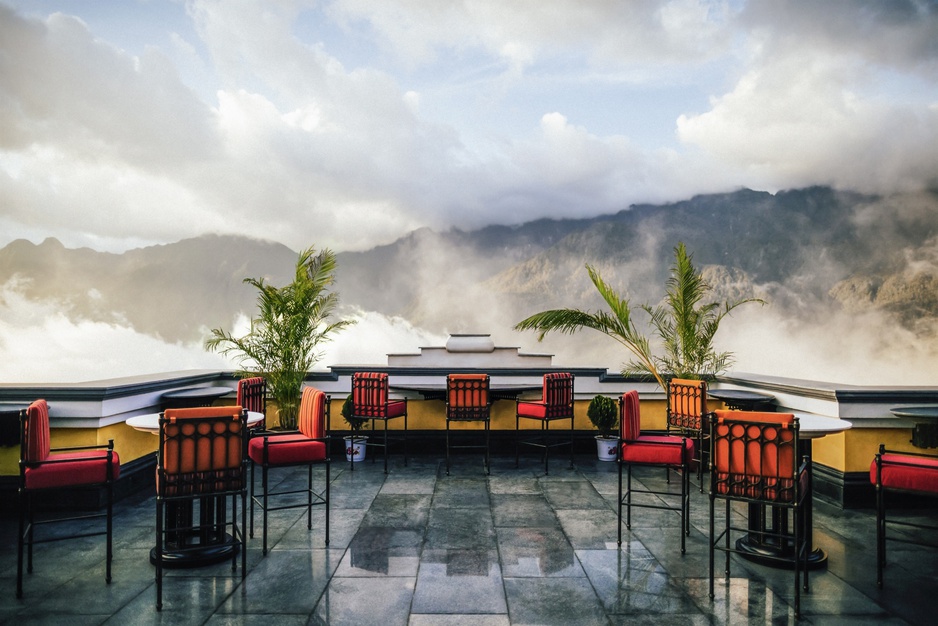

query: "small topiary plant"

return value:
[587, 395, 618, 439]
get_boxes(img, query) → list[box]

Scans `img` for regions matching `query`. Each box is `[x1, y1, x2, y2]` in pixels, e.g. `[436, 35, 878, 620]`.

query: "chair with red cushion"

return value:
[237, 376, 267, 433]
[156, 406, 247, 610]
[16, 399, 120, 599]
[515, 372, 575, 474]
[350, 372, 408, 473]
[446, 374, 492, 475]
[667, 378, 709, 491]
[708, 410, 809, 618]
[249, 386, 331, 555]
[870, 445, 938, 588]
[617, 390, 694, 554]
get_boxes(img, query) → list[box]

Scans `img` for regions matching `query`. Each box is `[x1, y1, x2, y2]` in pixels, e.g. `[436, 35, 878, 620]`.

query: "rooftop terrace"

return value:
[2, 451, 935, 625]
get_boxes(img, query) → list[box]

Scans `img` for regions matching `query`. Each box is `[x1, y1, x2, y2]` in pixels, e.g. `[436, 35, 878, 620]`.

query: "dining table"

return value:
[735, 413, 852, 569]
[890, 405, 938, 448]
[0, 401, 30, 447]
[390, 382, 543, 402]
[708, 388, 776, 412]
[126, 410, 264, 567]
[160, 386, 233, 409]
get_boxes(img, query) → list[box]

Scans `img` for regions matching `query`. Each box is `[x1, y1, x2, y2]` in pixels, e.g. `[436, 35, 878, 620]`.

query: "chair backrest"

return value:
[711, 410, 799, 502]
[446, 374, 490, 421]
[22, 399, 51, 464]
[619, 390, 641, 440]
[158, 406, 246, 497]
[298, 386, 328, 439]
[352, 372, 390, 418]
[668, 378, 707, 431]
[237, 377, 267, 415]
[541, 372, 574, 418]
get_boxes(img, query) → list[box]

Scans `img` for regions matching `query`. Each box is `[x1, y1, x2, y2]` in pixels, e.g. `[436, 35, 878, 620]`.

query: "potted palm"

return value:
[587, 395, 619, 461]
[205, 247, 354, 430]
[514, 242, 764, 388]
[340, 394, 369, 462]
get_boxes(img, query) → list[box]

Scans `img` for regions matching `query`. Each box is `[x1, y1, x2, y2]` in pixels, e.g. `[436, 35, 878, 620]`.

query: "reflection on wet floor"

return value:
[1, 452, 936, 625]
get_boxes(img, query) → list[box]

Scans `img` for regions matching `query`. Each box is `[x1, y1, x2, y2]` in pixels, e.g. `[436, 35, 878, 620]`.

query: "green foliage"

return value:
[587, 395, 618, 438]
[514, 242, 764, 388]
[205, 247, 354, 429]
[340, 393, 368, 432]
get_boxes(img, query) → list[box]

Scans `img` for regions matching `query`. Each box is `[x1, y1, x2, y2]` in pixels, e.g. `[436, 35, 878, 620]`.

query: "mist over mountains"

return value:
[2, 186, 937, 384]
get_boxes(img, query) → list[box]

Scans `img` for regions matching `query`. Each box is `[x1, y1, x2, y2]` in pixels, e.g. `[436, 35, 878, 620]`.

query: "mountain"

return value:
[2, 186, 937, 349]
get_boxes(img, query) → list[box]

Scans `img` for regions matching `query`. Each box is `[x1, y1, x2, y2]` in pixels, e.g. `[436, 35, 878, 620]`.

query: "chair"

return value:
[156, 406, 247, 611]
[617, 390, 694, 553]
[446, 374, 492, 475]
[870, 445, 938, 588]
[708, 410, 809, 618]
[349, 372, 407, 473]
[249, 386, 330, 555]
[16, 399, 120, 599]
[237, 376, 267, 432]
[667, 378, 709, 491]
[515, 372, 575, 474]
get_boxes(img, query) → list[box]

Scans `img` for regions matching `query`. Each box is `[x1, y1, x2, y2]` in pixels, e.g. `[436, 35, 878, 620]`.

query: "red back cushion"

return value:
[237, 377, 266, 414]
[298, 387, 326, 439]
[543, 372, 573, 406]
[25, 399, 51, 463]
[620, 390, 641, 440]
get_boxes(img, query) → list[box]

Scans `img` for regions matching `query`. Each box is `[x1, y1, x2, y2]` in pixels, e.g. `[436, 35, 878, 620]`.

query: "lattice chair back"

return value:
[540, 372, 575, 419]
[352, 372, 392, 418]
[237, 377, 267, 429]
[668, 378, 708, 431]
[446, 374, 491, 421]
[158, 406, 247, 498]
[711, 410, 801, 502]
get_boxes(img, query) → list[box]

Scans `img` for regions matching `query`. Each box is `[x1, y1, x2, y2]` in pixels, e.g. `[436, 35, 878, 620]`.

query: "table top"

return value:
[708, 389, 775, 403]
[390, 383, 542, 400]
[792, 414, 852, 439]
[0, 402, 31, 415]
[890, 405, 938, 419]
[127, 411, 264, 433]
[161, 387, 232, 401]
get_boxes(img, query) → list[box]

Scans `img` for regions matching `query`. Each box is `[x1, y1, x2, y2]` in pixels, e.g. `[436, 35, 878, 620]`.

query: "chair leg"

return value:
[679, 465, 687, 554]
[484, 419, 491, 476]
[106, 479, 114, 584]
[403, 413, 408, 468]
[383, 418, 390, 474]
[568, 415, 575, 469]
[231, 493, 239, 572]
[617, 460, 624, 546]
[240, 490, 247, 579]
[325, 461, 331, 546]
[626, 465, 633, 530]
[515, 414, 520, 468]
[876, 482, 885, 587]
[16, 488, 26, 599]
[156, 499, 163, 611]
[306, 465, 313, 530]
[445, 420, 451, 476]
[708, 490, 715, 601]
[543, 421, 550, 475]
[249, 461, 255, 539]
[262, 464, 269, 555]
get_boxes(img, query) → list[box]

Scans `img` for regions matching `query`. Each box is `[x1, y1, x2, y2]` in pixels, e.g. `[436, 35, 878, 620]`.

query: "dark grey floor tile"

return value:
[496, 526, 583, 578]
[491, 494, 559, 528]
[425, 507, 495, 550]
[504, 577, 607, 626]
[311, 576, 415, 626]
[412, 549, 506, 614]
[335, 527, 422, 576]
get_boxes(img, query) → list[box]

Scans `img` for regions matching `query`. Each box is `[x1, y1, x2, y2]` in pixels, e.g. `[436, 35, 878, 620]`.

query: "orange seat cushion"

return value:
[25, 449, 121, 490]
[871, 453, 938, 494]
[249, 435, 326, 465]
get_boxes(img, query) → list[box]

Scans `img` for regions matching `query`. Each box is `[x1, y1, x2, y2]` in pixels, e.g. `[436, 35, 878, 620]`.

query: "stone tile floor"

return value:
[2, 451, 936, 625]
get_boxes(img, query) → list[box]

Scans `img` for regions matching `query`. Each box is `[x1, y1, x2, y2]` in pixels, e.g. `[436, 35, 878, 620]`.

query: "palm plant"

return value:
[205, 247, 354, 430]
[513, 242, 763, 388]
[635, 242, 763, 381]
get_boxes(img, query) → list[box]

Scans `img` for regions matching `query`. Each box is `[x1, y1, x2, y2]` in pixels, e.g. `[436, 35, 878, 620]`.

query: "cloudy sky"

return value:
[2, 0, 937, 255]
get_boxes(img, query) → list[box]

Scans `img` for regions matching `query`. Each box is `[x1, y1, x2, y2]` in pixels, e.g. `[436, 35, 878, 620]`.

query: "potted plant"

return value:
[514, 242, 764, 388]
[341, 394, 369, 462]
[587, 395, 619, 461]
[205, 247, 354, 430]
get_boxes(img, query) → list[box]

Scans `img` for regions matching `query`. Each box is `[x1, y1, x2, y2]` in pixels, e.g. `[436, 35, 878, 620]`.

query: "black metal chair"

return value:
[667, 378, 709, 491]
[870, 445, 938, 587]
[515, 372, 575, 474]
[349, 372, 407, 473]
[446, 374, 492, 475]
[708, 410, 809, 618]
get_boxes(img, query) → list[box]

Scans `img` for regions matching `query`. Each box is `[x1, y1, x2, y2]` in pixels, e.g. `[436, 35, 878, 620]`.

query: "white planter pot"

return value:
[344, 436, 368, 462]
[595, 436, 618, 462]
